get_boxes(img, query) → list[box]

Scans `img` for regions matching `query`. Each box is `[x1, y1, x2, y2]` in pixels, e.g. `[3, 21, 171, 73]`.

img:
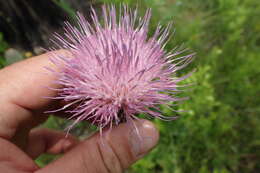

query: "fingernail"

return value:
[130, 120, 159, 158]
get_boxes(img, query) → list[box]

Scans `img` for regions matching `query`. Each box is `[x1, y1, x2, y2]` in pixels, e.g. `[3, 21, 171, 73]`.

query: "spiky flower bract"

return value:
[47, 5, 194, 131]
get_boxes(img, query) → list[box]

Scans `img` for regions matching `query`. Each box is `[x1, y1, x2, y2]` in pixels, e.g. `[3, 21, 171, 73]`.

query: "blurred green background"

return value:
[0, 0, 259, 172]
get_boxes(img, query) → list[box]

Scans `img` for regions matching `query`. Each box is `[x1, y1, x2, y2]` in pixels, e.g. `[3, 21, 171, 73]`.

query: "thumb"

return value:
[36, 119, 159, 173]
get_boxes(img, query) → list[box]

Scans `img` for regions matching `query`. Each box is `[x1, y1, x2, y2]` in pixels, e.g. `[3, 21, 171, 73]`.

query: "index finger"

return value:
[0, 50, 68, 111]
[0, 50, 68, 139]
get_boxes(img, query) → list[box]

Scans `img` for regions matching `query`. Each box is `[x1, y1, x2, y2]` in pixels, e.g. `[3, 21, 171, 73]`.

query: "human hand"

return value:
[0, 51, 159, 173]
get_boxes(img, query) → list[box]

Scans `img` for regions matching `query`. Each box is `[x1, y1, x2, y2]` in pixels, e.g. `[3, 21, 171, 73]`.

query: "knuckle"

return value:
[96, 139, 124, 173]
[79, 139, 124, 173]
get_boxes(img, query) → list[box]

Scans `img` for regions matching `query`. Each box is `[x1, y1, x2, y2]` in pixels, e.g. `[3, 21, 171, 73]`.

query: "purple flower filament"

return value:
[47, 5, 194, 132]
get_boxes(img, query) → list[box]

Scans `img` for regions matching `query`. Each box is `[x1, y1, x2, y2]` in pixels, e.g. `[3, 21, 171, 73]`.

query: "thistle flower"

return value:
[46, 5, 194, 131]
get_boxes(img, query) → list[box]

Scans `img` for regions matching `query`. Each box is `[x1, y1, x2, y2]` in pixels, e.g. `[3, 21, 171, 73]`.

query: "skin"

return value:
[0, 51, 159, 173]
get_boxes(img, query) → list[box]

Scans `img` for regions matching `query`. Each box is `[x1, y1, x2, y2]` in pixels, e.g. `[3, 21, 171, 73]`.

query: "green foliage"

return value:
[52, 0, 76, 19]
[35, 154, 61, 168]
[0, 33, 8, 68]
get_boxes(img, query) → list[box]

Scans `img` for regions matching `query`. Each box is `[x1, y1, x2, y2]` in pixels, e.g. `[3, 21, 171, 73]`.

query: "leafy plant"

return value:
[0, 33, 8, 68]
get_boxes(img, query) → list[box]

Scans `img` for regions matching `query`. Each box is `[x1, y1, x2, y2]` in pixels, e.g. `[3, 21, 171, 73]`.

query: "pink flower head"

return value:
[47, 5, 194, 130]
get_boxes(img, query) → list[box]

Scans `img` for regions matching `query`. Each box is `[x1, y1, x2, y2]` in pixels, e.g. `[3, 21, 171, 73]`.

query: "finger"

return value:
[0, 138, 39, 172]
[0, 50, 69, 111]
[0, 50, 69, 140]
[25, 128, 79, 159]
[36, 120, 159, 173]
